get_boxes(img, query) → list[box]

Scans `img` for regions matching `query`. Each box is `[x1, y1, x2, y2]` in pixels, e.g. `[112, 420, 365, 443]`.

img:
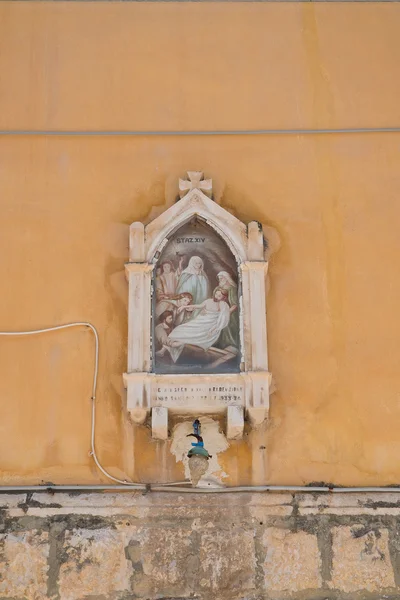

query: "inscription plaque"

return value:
[154, 383, 244, 407]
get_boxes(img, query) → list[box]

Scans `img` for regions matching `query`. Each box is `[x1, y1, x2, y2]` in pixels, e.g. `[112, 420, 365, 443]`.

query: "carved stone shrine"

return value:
[123, 172, 271, 439]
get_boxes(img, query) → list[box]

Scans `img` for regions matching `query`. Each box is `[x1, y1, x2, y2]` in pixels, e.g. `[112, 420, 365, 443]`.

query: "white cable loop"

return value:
[4, 324, 400, 495]
[0, 323, 143, 487]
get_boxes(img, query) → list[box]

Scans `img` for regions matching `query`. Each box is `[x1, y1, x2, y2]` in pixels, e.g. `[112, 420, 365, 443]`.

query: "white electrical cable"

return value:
[0, 322, 144, 487]
[2, 127, 400, 136]
[3, 324, 400, 495]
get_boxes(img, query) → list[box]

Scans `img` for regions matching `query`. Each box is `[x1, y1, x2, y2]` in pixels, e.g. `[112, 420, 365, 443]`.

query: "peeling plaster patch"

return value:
[138, 527, 196, 596]
[0, 530, 49, 600]
[262, 528, 322, 592]
[330, 526, 395, 592]
[58, 528, 133, 600]
[200, 529, 256, 592]
[170, 417, 229, 486]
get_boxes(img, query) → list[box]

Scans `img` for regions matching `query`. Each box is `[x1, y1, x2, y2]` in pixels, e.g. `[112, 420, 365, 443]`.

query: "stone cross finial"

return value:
[179, 171, 213, 199]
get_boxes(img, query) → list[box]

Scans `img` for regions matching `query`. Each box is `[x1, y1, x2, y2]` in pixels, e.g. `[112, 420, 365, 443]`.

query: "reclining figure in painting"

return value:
[165, 288, 230, 363]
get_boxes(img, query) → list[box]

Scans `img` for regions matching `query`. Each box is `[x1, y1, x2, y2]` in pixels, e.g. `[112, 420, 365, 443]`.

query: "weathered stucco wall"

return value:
[1, 2, 400, 487]
[2, 491, 400, 600]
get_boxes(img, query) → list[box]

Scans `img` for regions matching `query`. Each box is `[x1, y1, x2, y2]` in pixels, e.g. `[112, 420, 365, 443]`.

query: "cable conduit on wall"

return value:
[1, 326, 400, 495]
[0, 323, 143, 488]
[1, 127, 400, 136]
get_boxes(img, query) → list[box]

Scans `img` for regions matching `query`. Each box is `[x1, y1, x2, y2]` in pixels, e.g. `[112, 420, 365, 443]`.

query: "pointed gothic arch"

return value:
[123, 172, 271, 440]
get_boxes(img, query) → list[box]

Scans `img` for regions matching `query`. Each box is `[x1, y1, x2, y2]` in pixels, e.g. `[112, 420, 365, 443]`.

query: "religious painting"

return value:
[152, 217, 241, 374]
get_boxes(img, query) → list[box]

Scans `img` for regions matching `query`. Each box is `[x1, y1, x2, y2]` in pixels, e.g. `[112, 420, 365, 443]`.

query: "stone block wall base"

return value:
[1, 491, 400, 600]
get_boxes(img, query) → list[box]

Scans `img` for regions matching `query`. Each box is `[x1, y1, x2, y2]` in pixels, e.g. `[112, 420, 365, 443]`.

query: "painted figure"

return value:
[166, 288, 230, 362]
[213, 271, 239, 349]
[154, 310, 174, 355]
[155, 267, 163, 299]
[155, 292, 194, 324]
[156, 260, 182, 300]
[176, 256, 210, 308]
[153, 219, 241, 372]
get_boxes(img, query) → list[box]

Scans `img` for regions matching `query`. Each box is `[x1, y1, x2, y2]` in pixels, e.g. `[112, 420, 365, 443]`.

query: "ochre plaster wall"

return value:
[1, 2, 400, 486]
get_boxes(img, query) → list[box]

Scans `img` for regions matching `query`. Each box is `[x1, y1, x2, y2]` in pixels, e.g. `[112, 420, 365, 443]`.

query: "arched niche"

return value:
[152, 216, 242, 375]
[123, 172, 271, 440]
